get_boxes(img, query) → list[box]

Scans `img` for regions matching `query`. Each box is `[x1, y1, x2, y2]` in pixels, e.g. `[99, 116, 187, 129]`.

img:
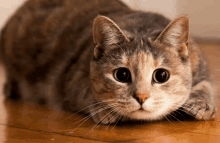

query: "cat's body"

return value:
[1, 0, 217, 124]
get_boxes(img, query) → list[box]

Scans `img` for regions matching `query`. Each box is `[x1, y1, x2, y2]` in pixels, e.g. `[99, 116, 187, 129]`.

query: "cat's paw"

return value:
[90, 107, 119, 124]
[182, 99, 217, 120]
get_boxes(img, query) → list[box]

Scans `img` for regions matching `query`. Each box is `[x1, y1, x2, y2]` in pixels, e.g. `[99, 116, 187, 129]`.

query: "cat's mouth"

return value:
[138, 107, 145, 111]
[132, 107, 152, 113]
[126, 107, 161, 120]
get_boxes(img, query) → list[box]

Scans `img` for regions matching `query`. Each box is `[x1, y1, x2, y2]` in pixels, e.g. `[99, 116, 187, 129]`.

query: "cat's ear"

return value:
[93, 15, 129, 59]
[153, 16, 189, 56]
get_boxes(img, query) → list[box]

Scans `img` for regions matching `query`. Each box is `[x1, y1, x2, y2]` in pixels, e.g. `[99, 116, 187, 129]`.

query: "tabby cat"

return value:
[0, 0, 217, 124]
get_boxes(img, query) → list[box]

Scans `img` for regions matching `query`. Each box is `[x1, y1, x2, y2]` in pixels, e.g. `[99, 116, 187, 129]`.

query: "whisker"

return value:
[182, 104, 196, 113]
[64, 99, 118, 121]
[102, 107, 120, 124]
[72, 103, 119, 126]
[164, 115, 175, 126]
[111, 108, 126, 131]
[68, 102, 121, 134]
[179, 108, 209, 124]
[174, 110, 185, 118]
[105, 107, 123, 130]
[68, 105, 112, 133]
[178, 108, 195, 118]
[86, 107, 120, 135]
[168, 113, 186, 125]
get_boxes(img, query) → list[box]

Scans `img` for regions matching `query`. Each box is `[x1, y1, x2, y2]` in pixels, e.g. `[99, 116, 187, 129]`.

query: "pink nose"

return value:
[133, 93, 150, 105]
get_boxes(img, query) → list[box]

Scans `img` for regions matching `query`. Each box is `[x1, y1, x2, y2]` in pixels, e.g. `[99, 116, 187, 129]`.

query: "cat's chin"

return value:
[126, 109, 165, 121]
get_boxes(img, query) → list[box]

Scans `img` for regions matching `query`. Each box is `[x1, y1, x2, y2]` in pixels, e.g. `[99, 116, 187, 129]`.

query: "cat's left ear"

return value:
[93, 15, 129, 59]
[153, 16, 189, 56]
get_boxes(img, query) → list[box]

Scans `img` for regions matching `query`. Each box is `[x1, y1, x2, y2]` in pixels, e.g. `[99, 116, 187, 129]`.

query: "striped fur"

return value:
[1, 0, 217, 124]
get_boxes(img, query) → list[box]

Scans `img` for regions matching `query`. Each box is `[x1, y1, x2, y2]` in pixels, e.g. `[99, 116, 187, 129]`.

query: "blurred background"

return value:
[0, 0, 219, 40]
[123, 0, 220, 40]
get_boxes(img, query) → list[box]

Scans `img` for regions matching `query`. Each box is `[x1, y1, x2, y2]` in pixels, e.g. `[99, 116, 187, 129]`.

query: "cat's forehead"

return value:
[122, 46, 163, 70]
[122, 39, 162, 63]
[104, 38, 182, 70]
[119, 40, 182, 70]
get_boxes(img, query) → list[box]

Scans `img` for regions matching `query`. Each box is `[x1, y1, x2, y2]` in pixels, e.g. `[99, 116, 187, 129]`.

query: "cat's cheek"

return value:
[142, 98, 155, 112]
[154, 96, 175, 116]
[93, 91, 117, 101]
[144, 94, 173, 119]
[162, 92, 190, 115]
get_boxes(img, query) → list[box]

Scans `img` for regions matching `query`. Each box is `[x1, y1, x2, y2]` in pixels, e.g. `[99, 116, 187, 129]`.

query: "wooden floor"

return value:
[0, 42, 220, 143]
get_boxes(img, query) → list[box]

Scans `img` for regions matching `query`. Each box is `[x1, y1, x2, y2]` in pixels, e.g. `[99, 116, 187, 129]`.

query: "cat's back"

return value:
[0, 0, 130, 77]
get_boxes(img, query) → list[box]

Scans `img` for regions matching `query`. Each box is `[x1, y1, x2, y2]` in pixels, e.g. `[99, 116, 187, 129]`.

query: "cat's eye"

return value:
[113, 68, 131, 83]
[153, 68, 170, 83]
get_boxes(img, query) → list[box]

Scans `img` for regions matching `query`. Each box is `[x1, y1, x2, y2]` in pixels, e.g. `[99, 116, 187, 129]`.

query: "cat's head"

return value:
[90, 15, 192, 120]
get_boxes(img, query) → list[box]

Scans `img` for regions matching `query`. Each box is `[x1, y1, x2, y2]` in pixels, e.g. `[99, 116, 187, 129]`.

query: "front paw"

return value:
[89, 106, 119, 124]
[182, 99, 217, 120]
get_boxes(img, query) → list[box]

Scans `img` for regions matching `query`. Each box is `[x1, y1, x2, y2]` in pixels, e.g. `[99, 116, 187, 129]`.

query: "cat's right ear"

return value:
[92, 15, 129, 59]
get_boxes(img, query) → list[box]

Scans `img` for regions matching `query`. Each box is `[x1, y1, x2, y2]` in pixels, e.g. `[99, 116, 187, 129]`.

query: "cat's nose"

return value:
[133, 93, 150, 105]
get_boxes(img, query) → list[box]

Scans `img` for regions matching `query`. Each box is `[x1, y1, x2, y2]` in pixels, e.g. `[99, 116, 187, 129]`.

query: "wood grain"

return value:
[0, 43, 219, 142]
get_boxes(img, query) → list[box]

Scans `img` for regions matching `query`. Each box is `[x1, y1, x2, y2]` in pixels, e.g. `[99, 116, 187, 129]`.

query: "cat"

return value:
[0, 0, 217, 124]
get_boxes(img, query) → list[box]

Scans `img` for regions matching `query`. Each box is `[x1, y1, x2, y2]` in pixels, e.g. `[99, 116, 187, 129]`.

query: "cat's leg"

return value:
[182, 80, 217, 120]
[4, 76, 20, 99]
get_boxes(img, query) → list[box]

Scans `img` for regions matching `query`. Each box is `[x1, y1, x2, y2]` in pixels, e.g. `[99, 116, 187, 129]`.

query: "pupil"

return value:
[154, 69, 169, 83]
[117, 69, 127, 80]
[114, 68, 130, 82]
[157, 71, 165, 80]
